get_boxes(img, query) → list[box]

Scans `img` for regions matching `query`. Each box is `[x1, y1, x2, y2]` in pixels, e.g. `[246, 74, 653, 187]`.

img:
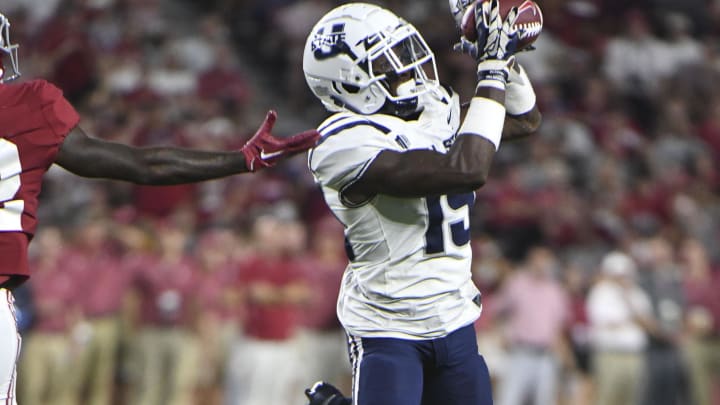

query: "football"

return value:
[459, 0, 543, 50]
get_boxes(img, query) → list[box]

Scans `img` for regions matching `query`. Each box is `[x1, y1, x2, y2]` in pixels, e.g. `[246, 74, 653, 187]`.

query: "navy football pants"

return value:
[347, 324, 493, 405]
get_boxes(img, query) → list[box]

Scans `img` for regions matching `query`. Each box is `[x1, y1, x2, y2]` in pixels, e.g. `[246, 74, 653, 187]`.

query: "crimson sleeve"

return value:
[36, 80, 80, 138]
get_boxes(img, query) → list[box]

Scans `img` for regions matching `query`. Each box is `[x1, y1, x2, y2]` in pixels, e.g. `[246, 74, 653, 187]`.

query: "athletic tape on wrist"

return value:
[476, 78, 507, 91]
[506, 64, 536, 115]
[458, 97, 506, 150]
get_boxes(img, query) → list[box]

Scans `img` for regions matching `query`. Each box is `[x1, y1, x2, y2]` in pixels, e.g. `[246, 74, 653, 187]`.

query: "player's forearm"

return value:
[346, 90, 503, 199]
[354, 135, 495, 199]
[400, 86, 505, 196]
[502, 106, 542, 141]
[404, 136, 494, 193]
[426, 85, 508, 192]
[426, 86, 507, 192]
[133, 147, 249, 185]
[56, 128, 251, 183]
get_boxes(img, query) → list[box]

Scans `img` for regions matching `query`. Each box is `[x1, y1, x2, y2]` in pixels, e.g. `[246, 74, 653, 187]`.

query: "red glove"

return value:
[240, 110, 321, 172]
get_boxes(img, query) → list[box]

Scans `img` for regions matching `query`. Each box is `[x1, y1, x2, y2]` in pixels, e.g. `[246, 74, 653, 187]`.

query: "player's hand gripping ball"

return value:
[451, 0, 543, 51]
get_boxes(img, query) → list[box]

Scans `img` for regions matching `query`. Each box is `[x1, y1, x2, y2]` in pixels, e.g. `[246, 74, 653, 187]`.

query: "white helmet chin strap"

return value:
[395, 79, 418, 98]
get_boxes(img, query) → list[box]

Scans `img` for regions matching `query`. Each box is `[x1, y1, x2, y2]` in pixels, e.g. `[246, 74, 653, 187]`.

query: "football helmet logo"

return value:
[303, 3, 440, 117]
[0, 13, 20, 83]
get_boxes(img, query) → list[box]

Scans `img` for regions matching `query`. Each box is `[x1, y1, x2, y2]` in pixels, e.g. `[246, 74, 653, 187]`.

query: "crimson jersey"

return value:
[0, 80, 80, 286]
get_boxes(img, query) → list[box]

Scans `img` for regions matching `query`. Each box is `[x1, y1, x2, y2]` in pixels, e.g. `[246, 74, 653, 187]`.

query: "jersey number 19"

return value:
[424, 193, 474, 255]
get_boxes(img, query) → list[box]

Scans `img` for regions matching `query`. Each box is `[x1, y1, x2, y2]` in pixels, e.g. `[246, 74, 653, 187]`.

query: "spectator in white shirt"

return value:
[603, 10, 670, 97]
[661, 13, 703, 73]
[587, 251, 653, 405]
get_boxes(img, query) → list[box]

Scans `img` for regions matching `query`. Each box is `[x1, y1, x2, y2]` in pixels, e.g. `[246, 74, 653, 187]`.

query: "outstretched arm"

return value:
[56, 127, 248, 184]
[55, 111, 319, 184]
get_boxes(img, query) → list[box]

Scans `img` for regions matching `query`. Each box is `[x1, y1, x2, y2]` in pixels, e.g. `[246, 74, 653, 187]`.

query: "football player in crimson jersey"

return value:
[0, 13, 319, 404]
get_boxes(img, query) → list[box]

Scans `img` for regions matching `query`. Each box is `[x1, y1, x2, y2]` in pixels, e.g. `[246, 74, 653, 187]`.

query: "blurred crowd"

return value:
[3, 0, 720, 404]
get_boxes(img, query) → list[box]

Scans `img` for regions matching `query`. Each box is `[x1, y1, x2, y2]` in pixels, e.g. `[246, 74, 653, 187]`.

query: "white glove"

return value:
[452, 0, 522, 90]
[453, 0, 522, 62]
[481, 0, 521, 60]
[506, 61, 536, 115]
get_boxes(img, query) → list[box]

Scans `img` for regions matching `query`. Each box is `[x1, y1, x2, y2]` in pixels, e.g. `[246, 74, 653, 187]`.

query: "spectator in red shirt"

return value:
[298, 216, 351, 393]
[19, 226, 79, 405]
[126, 222, 201, 405]
[62, 217, 131, 405]
[225, 205, 312, 405]
[196, 43, 250, 107]
[619, 177, 673, 232]
[479, 167, 543, 260]
[193, 227, 243, 405]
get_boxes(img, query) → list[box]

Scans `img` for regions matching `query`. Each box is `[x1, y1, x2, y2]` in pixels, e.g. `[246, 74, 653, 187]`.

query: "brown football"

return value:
[460, 0, 543, 50]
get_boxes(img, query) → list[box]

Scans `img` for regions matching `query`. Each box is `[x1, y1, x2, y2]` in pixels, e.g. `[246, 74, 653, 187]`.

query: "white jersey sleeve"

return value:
[309, 114, 403, 206]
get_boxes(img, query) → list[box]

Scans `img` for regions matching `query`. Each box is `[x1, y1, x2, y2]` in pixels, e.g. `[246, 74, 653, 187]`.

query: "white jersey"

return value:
[308, 86, 483, 339]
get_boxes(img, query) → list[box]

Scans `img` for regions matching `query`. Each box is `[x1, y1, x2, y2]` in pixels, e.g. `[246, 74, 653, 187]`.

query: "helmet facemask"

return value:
[363, 24, 439, 117]
[0, 14, 20, 83]
[368, 24, 438, 117]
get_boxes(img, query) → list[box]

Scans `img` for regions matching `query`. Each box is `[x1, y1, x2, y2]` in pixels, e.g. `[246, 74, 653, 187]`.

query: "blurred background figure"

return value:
[471, 236, 512, 391]
[602, 9, 668, 132]
[192, 227, 244, 405]
[112, 219, 157, 405]
[634, 235, 689, 405]
[64, 217, 130, 405]
[586, 251, 653, 405]
[126, 222, 200, 405]
[296, 215, 350, 393]
[562, 262, 594, 405]
[680, 238, 720, 405]
[493, 246, 571, 405]
[19, 227, 77, 405]
[224, 204, 311, 405]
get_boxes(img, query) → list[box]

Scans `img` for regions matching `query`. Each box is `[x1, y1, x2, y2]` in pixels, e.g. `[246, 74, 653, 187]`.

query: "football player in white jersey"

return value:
[302, 2, 540, 405]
